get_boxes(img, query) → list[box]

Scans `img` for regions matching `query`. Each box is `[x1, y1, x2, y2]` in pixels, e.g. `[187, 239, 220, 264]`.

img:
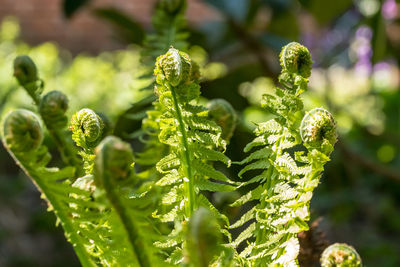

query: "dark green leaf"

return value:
[93, 7, 145, 44]
[63, 0, 90, 18]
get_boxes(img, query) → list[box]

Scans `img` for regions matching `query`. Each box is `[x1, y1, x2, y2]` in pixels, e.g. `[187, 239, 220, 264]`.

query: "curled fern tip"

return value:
[300, 107, 337, 147]
[3, 109, 43, 152]
[95, 136, 134, 183]
[156, 47, 191, 87]
[280, 42, 313, 78]
[13, 55, 38, 87]
[70, 108, 104, 150]
[40, 90, 69, 129]
[186, 207, 222, 266]
[320, 243, 362, 267]
[207, 99, 237, 142]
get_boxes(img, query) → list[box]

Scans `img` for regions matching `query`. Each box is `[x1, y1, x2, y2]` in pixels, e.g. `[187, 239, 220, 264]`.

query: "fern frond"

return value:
[2, 110, 127, 266]
[70, 108, 105, 174]
[232, 42, 337, 266]
[13, 56, 83, 175]
[94, 136, 164, 266]
[149, 47, 234, 263]
[126, 0, 191, 172]
[142, 0, 188, 63]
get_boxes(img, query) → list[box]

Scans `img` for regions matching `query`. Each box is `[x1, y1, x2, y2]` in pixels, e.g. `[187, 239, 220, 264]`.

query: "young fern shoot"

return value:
[2, 109, 98, 266]
[151, 47, 234, 264]
[13, 55, 83, 175]
[132, 0, 190, 170]
[230, 42, 337, 266]
[320, 243, 362, 267]
[70, 108, 105, 174]
[2, 39, 364, 266]
[94, 136, 163, 267]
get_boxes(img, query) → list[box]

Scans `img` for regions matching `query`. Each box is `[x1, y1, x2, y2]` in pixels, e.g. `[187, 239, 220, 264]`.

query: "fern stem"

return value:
[5, 152, 96, 267]
[41, 187, 97, 267]
[255, 166, 273, 246]
[24, 89, 83, 174]
[47, 128, 83, 176]
[102, 177, 150, 267]
[169, 84, 195, 217]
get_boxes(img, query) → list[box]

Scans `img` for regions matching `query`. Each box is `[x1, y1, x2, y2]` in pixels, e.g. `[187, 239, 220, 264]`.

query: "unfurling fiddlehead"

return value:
[13, 55, 38, 85]
[13, 56, 82, 174]
[71, 108, 104, 150]
[300, 107, 337, 152]
[231, 42, 336, 266]
[151, 47, 233, 264]
[94, 136, 151, 267]
[280, 42, 313, 79]
[94, 136, 134, 185]
[70, 108, 104, 173]
[93, 136, 163, 266]
[1, 109, 101, 267]
[279, 42, 313, 94]
[3, 109, 43, 153]
[13, 55, 43, 103]
[156, 46, 193, 87]
[39, 90, 69, 129]
[207, 98, 237, 143]
[320, 243, 362, 267]
[185, 207, 222, 267]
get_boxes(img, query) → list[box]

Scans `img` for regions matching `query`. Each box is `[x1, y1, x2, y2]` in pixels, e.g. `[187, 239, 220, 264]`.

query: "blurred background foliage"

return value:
[1, 0, 400, 266]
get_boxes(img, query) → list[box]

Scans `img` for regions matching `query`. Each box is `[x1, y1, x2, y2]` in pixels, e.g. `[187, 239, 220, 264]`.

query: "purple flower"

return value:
[382, 0, 397, 20]
[356, 26, 372, 40]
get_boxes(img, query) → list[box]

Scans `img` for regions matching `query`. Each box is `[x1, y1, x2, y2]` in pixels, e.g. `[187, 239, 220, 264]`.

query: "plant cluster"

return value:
[1, 1, 362, 266]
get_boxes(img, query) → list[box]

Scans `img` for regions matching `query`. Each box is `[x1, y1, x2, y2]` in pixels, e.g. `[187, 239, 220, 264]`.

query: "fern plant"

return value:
[2, 33, 363, 266]
[125, 0, 190, 170]
[228, 42, 339, 266]
[13, 55, 82, 174]
[150, 47, 235, 264]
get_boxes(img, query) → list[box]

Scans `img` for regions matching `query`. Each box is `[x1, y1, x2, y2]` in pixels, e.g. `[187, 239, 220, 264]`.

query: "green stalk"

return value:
[47, 127, 83, 176]
[4, 148, 96, 267]
[22, 84, 83, 175]
[40, 183, 97, 267]
[101, 175, 150, 267]
[169, 83, 195, 218]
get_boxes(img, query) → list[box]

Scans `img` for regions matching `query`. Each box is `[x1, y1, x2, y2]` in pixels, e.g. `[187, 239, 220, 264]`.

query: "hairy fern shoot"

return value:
[230, 42, 337, 266]
[151, 47, 234, 264]
[1, 38, 362, 267]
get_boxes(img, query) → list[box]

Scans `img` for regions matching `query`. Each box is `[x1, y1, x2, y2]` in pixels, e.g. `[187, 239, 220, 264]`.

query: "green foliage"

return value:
[94, 136, 161, 266]
[0, 17, 147, 119]
[143, 0, 188, 62]
[0, 5, 362, 266]
[2, 109, 126, 267]
[12, 55, 82, 174]
[229, 42, 336, 266]
[150, 47, 233, 263]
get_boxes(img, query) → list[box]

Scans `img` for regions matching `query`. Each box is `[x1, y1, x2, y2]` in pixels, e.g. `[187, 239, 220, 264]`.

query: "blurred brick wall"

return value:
[0, 0, 219, 54]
